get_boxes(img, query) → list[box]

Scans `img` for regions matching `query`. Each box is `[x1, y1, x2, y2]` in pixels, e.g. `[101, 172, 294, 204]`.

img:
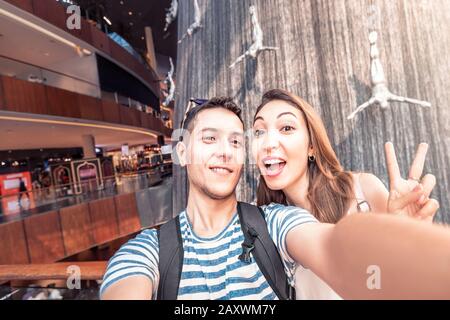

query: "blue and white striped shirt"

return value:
[100, 203, 317, 300]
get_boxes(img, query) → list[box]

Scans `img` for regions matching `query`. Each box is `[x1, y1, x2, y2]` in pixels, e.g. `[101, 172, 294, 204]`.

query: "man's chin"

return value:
[202, 187, 236, 200]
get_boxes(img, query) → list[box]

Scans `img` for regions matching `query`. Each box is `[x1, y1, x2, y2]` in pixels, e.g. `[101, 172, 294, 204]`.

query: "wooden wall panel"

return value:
[140, 113, 151, 130]
[46, 86, 80, 119]
[32, 0, 67, 30]
[2, 77, 47, 114]
[23, 211, 65, 263]
[101, 99, 121, 124]
[90, 25, 110, 55]
[114, 193, 141, 236]
[129, 108, 143, 128]
[59, 203, 94, 257]
[78, 94, 103, 122]
[0, 74, 170, 138]
[119, 105, 142, 127]
[109, 41, 132, 72]
[0, 220, 29, 265]
[68, 19, 93, 45]
[141, 113, 167, 136]
[0, 76, 5, 110]
[4, 0, 33, 12]
[88, 197, 119, 245]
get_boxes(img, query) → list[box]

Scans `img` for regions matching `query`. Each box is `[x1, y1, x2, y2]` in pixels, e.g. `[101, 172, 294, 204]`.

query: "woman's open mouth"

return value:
[262, 157, 286, 177]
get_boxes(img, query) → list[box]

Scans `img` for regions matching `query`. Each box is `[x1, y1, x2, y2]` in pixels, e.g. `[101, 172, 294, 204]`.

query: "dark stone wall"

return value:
[173, 0, 449, 223]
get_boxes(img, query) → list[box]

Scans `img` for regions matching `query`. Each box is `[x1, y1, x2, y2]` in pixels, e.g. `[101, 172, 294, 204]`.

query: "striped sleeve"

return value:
[261, 203, 318, 281]
[99, 228, 160, 299]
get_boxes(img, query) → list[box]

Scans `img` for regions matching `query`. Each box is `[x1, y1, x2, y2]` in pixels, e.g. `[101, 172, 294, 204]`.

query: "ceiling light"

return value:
[128, 11, 133, 16]
[103, 16, 112, 26]
[0, 115, 159, 138]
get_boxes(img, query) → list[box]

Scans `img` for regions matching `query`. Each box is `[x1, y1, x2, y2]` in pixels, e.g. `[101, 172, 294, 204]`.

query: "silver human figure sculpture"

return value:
[163, 57, 175, 107]
[229, 5, 278, 68]
[178, 0, 201, 43]
[347, 31, 431, 120]
[164, 0, 178, 32]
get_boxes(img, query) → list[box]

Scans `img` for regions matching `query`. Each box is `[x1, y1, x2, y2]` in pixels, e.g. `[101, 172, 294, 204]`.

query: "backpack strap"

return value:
[237, 202, 293, 300]
[156, 215, 183, 300]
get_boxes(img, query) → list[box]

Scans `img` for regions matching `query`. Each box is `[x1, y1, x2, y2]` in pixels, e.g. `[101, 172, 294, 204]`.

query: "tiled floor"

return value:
[0, 285, 100, 300]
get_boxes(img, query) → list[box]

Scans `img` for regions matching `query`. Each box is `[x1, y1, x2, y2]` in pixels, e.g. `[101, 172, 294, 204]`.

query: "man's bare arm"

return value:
[287, 213, 450, 299]
[101, 275, 153, 300]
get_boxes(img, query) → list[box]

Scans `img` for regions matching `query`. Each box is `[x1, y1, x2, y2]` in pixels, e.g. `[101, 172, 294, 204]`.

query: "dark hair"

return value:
[255, 89, 355, 223]
[180, 97, 244, 139]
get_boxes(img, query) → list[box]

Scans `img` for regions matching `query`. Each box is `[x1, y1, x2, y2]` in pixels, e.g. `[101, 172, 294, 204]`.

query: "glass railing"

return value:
[102, 90, 163, 119]
[0, 165, 172, 222]
[0, 56, 100, 98]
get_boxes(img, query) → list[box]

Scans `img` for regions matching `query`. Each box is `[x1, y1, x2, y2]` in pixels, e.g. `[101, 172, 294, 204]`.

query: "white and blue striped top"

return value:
[100, 203, 317, 300]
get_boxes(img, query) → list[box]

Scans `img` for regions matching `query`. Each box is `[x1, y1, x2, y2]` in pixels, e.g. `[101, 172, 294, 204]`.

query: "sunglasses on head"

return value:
[180, 98, 209, 130]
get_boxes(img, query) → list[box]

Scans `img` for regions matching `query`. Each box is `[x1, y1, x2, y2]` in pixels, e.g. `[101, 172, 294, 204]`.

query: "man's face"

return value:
[177, 108, 245, 200]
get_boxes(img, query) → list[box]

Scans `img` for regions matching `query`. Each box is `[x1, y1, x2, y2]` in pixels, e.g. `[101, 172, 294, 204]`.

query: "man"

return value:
[101, 97, 450, 300]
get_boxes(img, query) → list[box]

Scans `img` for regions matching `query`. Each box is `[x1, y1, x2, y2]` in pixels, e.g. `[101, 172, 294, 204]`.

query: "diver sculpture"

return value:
[229, 5, 278, 68]
[178, 0, 201, 43]
[348, 31, 431, 120]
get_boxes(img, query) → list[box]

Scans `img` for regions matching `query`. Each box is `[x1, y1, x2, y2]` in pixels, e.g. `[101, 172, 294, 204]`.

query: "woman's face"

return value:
[252, 100, 311, 191]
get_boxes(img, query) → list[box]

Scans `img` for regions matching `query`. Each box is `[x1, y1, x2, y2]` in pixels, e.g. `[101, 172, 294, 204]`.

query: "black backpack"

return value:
[156, 201, 294, 300]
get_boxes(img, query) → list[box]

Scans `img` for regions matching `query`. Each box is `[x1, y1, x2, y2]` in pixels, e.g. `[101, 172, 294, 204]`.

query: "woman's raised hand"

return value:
[384, 142, 439, 221]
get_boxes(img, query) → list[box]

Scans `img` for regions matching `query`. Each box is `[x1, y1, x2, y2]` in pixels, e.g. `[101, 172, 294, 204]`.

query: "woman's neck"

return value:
[283, 172, 311, 211]
[186, 185, 237, 238]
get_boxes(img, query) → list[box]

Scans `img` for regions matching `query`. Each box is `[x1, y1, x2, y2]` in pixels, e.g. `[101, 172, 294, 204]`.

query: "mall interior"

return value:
[0, 0, 177, 299]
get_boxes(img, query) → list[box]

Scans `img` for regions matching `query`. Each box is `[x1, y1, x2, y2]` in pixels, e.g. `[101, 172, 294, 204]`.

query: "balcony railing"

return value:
[0, 261, 107, 282]
[0, 75, 172, 137]
[0, 261, 107, 300]
[3, 0, 161, 97]
[0, 164, 172, 219]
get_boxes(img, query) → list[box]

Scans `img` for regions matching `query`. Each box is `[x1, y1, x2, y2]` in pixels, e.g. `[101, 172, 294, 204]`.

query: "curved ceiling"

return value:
[0, 112, 159, 151]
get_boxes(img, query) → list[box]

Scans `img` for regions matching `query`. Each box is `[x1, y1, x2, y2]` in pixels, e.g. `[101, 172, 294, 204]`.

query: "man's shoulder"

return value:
[259, 202, 311, 218]
[236, 201, 311, 221]
[158, 211, 187, 229]
[150, 211, 188, 240]
[128, 228, 159, 248]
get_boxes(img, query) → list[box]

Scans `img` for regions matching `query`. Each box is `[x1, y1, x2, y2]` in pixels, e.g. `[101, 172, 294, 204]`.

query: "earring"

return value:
[308, 155, 315, 162]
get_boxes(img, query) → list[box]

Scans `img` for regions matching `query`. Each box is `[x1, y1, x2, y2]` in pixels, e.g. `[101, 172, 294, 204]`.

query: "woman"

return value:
[251, 89, 439, 299]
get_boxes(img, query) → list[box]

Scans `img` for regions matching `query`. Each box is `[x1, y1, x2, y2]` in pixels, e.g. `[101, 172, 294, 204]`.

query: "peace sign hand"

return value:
[384, 142, 439, 221]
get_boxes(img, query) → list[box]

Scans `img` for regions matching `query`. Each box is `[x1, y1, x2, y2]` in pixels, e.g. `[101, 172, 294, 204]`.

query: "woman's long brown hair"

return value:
[255, 89, 354, 223]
